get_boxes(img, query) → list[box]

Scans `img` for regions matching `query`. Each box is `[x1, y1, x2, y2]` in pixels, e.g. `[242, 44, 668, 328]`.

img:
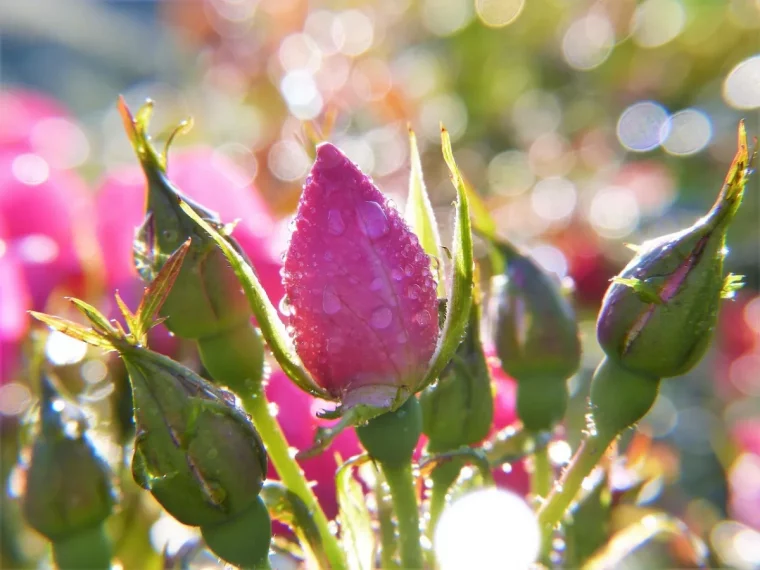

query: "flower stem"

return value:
[241, 384, 346, 570]
[381, 463, 424, 570]
[531, 443, 552, 499]
[375, 468, 400, 570]
[536, 433, 614, 535]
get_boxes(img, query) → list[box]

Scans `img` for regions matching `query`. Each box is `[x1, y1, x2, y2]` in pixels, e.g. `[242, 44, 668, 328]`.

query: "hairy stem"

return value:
[381, 463, 424, 570]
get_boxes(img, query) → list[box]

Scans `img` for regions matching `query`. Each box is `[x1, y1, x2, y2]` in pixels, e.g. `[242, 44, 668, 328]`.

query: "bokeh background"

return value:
[1, 0, 759, 568]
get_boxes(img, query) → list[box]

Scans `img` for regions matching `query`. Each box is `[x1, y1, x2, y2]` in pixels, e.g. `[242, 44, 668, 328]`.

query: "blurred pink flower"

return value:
[0, 87, 70, 147]
[0, 148, 95, 310]
[728, 420, 760, 530]
[283, 143, 438, 407]
[95, 146, 283, 305]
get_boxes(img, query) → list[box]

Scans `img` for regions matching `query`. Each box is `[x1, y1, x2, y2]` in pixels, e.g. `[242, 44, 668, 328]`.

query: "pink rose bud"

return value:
[0, 218, 32, 384]
[283, 143, 438, 407]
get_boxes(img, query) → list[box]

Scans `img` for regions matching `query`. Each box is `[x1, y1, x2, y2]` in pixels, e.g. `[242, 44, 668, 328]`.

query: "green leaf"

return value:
[405, 128, 445, 297]
[260, 481, 329, 570]
[417, 127, 474, 391]
[611, 276, 663, 305]
[67, 298, 119, 337]
[336, 454, 374, 570]
[28, 312, 115, 350]
[135, 239, 190, 342]
[177, 198, 329, 399]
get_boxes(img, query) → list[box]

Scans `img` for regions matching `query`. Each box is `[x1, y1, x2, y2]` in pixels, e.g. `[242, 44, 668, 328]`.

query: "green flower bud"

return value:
[420, 302, 493, 452]
[121, 345, 267, 528]
[597, 125, 753, 379]
[201, 495, 271, 569]
[23, 376, 116, 543]
[488, 239, 580, 430]
[121, 101, 255, 342]
[356, 396, 422, 468]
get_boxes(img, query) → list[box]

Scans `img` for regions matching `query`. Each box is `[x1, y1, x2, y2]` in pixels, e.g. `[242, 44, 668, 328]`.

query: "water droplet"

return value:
[391, 268, 404, 281]
[327, 209, 346, 236]
[370, 307, 393, 329]
[407, 284, 421, 300]
[370, 277, 384, 291]
[386, 198, 397, 210]
[404, 265, 414, 277]
[414, 310, 431, 326]
[268, 402, 280, 417]
[357, 201, 390, 239]
[278, 295, 294, 316]
[322, 286, 341, 314]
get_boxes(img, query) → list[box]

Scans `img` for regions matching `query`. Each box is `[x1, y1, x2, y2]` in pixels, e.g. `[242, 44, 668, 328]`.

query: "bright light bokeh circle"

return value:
[434, 488, 541, 570]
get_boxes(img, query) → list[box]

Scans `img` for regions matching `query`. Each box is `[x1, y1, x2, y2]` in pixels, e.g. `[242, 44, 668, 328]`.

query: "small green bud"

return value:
[420, 302, 493, 452]
[23, 376, 115, 542]
[597, 125, 753, 379]
[356, 396, 422, 468]
[121, 345, 267, 528]
[488, 239, 580, 430]
[120, 99, 261, 348]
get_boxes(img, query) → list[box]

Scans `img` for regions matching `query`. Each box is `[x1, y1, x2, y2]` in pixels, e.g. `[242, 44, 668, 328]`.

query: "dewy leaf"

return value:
[418, 127, 474, 391]
[405, 128, 445, 297]
[135, 239, 191, 342]
[67, 298, 119, 337]
[336, 454, 374, 570]
[29, 312, 115, 350]
[177, 198, 329, 399]
[260, 481, 329, 570]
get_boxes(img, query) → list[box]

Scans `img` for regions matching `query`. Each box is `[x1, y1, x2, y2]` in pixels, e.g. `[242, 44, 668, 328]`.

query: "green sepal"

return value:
[417, 127, 474, 392]
[610, 277, 664, 305]
[355, 396, 422, 468]
[200, 496, 272, 569]
[721, 273, 745, 299]
[405, 128, 445, 297]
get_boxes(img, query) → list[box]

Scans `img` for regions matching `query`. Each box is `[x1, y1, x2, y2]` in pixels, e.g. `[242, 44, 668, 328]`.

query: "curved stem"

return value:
[536, 433, 614, 534]
[381, 463, 424, 570]
[426, 460, 461, 541]
[241, 385, 346, 570]
[531, 444, 552, 499]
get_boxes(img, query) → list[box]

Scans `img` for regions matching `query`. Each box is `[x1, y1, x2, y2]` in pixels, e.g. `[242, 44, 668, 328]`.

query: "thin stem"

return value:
[375, 468, 400, 570]
[426, 461, 461, 541]
[531, 444, 552, 499]
[536, 433, 614, 535]
[241, 384, 346, 570]
[381, 463, 424, 570]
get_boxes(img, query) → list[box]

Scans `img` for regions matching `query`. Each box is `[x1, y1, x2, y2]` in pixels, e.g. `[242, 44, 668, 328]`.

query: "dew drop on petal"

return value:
[370, 277, 384, 291]
[404, 265, 414, 277]
[370, 306, 393, 329]
[414, 310, 432, 327]
[327, 209, 346, 235]
[322, 285, 342, 314]
[357, 200, 390, 239]
[407, 284, 421, 299]
[392, 268, 404, 281]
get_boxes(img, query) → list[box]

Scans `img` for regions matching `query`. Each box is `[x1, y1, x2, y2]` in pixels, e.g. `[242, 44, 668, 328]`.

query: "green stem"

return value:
[381, 463, 423, 570]
[375, 469, 400, 570]
[241, 384, 346, 570]
[531, 443, 552, 499]
[52, 524, 111, 570]
[426, 459, 461, 541]
[536, 433, 614, 535]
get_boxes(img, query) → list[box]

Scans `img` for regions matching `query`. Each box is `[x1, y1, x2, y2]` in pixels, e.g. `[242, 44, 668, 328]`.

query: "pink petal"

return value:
[0, 87, 70, 147]
[283, 143, 438, 401]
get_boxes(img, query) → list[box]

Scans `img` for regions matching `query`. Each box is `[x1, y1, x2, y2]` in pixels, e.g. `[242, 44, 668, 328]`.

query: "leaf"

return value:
[418, 127, 474, 391]
[177, 198, 329, 399]
[336, 454, 374, 570]
[721, 272, 745, 299]
[29, 312, 115, 350]
[405, 128, 445, 297]
[611, 277, 663, 305]
[260, 481, 329, 570]
[135, 239, 190, 342]
[67, 298, 119, 336]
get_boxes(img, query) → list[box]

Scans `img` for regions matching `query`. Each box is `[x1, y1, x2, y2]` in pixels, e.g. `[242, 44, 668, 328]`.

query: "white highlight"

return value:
[434, 488, 540, 570]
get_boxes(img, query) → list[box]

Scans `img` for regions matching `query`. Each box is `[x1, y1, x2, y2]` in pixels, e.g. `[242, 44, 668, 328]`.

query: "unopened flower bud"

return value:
[23, 376, 115, 569]
[121, 345, 267, 528]
[597, 125, 753, 379]
[420, 303, 493, 452]
[283, 143, 438, 408]
[488, 240, 580, 430]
